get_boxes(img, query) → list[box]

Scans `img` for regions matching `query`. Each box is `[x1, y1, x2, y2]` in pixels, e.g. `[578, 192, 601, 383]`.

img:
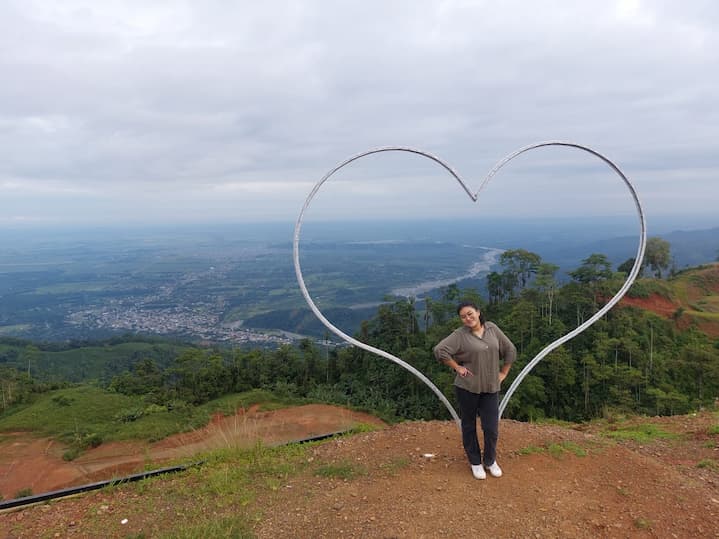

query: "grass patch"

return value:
[559, 441, 588, 457]
[708, 424, 719, 436]
[602, 423, 678, 443]
[72, 440, 312, 538]
[547, 441, 588, 458]
[531, 417, 576, 428]
[634, 517, 653, 530]
[518, 445, 545, 455]
[627, 279, 672, 300]
[345, 422, 381, 435]
[380, 456, 411, 475]
[0, 386, 147, 441]
[314, 461, 368, 480]
[0, 387, 301, 447]
[195, 389, 304, 417]
[155, 515, 254, 539]
[696, 459, 718, 471]
[518, 441, 588, 458]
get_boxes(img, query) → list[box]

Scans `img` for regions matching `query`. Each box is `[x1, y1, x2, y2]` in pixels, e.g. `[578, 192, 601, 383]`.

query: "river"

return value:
[390, 246, 503, 298]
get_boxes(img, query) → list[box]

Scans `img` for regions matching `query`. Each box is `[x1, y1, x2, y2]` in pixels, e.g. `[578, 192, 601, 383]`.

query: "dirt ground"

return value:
[0, 403, 386, 500]
[253, 413, 719, 539]
[2, 406, 718, 538]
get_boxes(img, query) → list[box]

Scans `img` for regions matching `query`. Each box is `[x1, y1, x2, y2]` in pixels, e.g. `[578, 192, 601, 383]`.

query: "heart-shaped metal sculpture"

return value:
[293, 141, 646, 426]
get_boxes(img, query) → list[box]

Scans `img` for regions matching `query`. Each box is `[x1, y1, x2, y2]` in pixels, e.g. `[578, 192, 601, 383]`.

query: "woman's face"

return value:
[458, 306, 481, 329]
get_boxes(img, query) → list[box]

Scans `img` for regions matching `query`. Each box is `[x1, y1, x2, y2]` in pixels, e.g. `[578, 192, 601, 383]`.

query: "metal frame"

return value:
[293, 142, 646, 425]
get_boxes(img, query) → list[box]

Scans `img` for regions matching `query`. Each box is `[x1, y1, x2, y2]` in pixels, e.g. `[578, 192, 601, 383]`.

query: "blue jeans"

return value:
[455, 386, 499, 466]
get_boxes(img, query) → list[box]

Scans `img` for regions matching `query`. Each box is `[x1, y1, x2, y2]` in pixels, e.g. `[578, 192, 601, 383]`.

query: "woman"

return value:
[433, 301, 516, 479]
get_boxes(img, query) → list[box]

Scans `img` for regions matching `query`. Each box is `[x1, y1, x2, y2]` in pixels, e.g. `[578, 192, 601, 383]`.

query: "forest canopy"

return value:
[2, 251, 719, 425]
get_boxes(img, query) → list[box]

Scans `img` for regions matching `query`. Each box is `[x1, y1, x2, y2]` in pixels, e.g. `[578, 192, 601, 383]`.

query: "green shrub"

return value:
[14, 487, 33, 499]
[51, 395, 73, 406]
[144, 403, 167, 415]
[115, 408, 145, 423]
[627, 280, 670, 299]
[167, 399, 191, 412]
[63, 447, 81, 461]
[81, 432, 103, 449]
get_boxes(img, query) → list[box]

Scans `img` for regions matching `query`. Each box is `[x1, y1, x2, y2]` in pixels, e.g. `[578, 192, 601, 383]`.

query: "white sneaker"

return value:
[486, 461, 502, 478]
[471, 464, 486, 480]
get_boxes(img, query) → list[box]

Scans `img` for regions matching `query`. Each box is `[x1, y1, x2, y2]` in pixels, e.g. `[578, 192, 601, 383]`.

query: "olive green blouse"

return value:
[433, 322, 516, 394]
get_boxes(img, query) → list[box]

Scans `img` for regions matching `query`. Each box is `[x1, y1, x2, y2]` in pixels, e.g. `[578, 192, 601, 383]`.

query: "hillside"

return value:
[621, 263, 719, 338]
[2, 409, 718, 538]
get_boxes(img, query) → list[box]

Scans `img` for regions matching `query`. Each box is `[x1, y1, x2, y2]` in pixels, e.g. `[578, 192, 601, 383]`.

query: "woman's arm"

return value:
[493, 324, 517, 365]
[499, 361, 511, 382]
[434, 331, 472, 377]
[442, 357, 473, 377]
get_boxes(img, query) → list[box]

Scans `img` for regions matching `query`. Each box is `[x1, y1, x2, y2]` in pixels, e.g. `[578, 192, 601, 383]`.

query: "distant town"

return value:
[66, 302, 295, 346]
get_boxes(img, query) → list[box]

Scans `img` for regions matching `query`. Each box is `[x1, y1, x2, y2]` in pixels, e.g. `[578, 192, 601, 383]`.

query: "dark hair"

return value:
[456, 301, 486, 325]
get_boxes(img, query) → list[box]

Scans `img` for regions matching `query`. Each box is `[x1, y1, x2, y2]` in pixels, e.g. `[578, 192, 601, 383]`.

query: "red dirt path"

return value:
[0, 404, 385, 500]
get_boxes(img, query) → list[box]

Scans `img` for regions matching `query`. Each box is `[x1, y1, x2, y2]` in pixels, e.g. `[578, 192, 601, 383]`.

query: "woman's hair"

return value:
[456, 301, 486, 325]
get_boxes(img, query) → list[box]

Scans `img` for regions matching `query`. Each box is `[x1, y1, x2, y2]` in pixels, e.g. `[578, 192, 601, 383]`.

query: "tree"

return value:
[645, 237, 671, 278]
[0, 366, 34, 412]
[617, 257, 636, 276]
[532, 263, 559, 324]
[486, 271, 504, 305]
[21, 345, 40, 377]
[109, 358, 163, 396]
[499, 249, 542, 297]
[569, 253, 613, 284]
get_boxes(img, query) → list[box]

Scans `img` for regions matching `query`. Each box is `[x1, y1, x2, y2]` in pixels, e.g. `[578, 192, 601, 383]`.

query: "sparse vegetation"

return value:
[601, 423, 678, 443]
[314, 461, 369, 480]
[102, 441, 309, 536]
[517, 440, 588, 458]
[379, 456, 411, 475]
[517, 444, 545, 455]
[13, 487, 33, 498]
[546, 441, 588, 458]
[696, 459, 718, 470]
[627, 278, 672, 299]
[559, 441, 588, 457]
[156, 516, 254, 539]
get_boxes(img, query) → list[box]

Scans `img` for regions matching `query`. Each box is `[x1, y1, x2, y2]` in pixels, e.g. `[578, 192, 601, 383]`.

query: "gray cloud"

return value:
[0, 0, 717, 226]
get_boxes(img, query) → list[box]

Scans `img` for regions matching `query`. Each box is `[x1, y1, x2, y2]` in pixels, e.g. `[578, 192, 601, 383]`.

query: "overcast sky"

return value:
[1, 0, 717, 231]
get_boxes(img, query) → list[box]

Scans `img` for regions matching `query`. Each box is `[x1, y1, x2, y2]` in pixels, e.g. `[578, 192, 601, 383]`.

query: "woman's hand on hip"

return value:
[456, 365, 473, 378]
